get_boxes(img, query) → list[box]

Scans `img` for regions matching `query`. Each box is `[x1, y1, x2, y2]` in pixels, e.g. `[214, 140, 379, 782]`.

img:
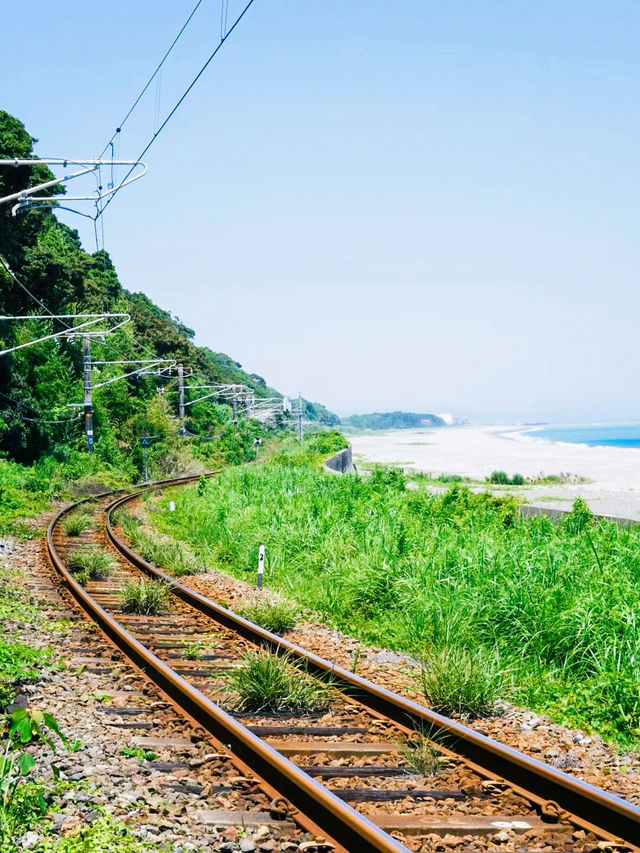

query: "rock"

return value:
[18, 832, 40, 849]
[219, 844, 239, 853]
[239, 839, 256, 852]
[492, 830, 512, 843]
[60, 814, 83, 833]
[84, 808, 100, 825]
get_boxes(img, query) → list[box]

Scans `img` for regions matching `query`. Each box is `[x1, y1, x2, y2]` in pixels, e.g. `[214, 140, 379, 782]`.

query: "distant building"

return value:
[436, 413, 454, 426]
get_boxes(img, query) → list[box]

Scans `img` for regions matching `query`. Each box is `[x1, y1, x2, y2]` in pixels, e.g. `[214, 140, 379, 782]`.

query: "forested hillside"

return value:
[342, 411, 445, 430]
[0, 111, 337, 481]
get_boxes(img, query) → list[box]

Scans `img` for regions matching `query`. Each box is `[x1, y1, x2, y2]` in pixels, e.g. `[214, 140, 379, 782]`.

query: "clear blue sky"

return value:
[4, 1, 639, 422]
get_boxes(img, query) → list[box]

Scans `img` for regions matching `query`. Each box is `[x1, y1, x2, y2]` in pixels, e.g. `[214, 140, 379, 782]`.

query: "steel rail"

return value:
[105, 484, 640, 850]
[47, 483, 410, 853]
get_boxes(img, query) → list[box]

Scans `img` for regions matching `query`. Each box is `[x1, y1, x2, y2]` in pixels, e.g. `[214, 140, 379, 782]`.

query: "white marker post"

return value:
[257, 545, 265, 589]
[169, 500, 175, 513]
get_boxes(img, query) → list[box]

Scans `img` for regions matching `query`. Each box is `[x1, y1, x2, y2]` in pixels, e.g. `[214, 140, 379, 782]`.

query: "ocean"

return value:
[532, 424, 640, 449]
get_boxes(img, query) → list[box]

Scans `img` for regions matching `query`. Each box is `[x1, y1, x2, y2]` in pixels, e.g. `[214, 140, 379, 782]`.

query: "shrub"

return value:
[67, 547, 115, 581]
[226, 651, 330, 713]
[239, 596, 300, 634]
[510, 473, 526, 486]
[488, 470, 525, 486]
[119, 578, 170, 615]
[419, 647, 507, 718]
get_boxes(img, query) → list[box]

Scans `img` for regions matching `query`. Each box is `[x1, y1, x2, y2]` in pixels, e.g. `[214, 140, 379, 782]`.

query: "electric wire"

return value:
[98, 0, 207, 158]
[0, 390, 81, 424]
[96, 0, 257, 221]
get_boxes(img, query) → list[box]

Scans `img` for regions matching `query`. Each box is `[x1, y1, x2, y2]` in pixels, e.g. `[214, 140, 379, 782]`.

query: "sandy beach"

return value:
[350, 425, 640, 520]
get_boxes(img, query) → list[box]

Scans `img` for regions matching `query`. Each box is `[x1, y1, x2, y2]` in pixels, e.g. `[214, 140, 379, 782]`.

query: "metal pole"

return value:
[298, 392, 303, 444]
[257, 545, 265, 589]
[178, 364, 185, 420]
[232, 393, 238, 429]
[82, 335, 94, 452]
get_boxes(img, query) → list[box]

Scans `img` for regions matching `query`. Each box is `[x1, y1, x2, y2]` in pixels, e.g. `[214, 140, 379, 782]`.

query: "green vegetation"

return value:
[488, 470, 526, 486]
[0, 567, 54, 709]
[119, 578, 170, 616]
[399, 733, 447, 777]
[150, 439, 640, 745]
[239, 596, 300, 635]
[342, 411, 445, 430]
[119, 746, 156, 761]
[62, 511, 93, 537]
[226, 651, 330, 713]
[1, 708, 68, 843]
[66, 547, 115, 582]
[419, 647, 506, 718]
[114, 509, 200, 576]
[0, 110, 335, 499]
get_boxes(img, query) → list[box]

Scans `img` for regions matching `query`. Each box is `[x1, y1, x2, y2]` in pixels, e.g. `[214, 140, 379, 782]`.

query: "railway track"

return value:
[46, 475, 640, 853]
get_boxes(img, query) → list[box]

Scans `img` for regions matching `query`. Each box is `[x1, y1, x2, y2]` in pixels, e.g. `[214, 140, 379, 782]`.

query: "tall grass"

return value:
[114, 509, 200, 576]
[152, 449, 640, 744]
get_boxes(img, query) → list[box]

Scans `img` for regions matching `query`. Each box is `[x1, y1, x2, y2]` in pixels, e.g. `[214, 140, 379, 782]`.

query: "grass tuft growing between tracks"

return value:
[399, 733, 448, 777]
[226, 650, 330, 713]
[63, 511, 94, 537]
[119, 578, 170, 616]
[67, 547, 116, 581]
[238, 595, 300, 635]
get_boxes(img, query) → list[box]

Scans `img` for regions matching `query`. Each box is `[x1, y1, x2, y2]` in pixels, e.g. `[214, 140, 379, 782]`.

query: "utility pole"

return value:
[178, 364, 186, 436]
[82, 335, 94, 452]
[232, 391, 238, 429]
[140, 437, 149, 483]
[178, 365, 185, 419]
[298, 392, 303, 444]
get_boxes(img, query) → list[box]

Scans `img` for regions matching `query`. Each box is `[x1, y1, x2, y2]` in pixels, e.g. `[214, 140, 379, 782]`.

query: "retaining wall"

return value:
[324, 444, 355, 474]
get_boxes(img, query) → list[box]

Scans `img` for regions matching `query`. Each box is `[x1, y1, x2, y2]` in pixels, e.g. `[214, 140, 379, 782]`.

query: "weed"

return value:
[226, 650, 330, 713]
[488, 470, 525, 486]
[120, 746, 156, 761]
[399, 734, 447, 776]
[239, 596, 300, 634]
[67, 547, 115, 581]
[119, 578, 170, 615]
[182, 641, 204, 660]
[62, 512, 93, 537]
[419, 647, 506, 718]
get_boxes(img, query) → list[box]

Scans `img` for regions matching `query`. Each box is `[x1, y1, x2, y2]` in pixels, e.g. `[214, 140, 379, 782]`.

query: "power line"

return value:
[98, 0, 207, 159]
[0, 390, 80, 425]
[96, 0, 257, 221]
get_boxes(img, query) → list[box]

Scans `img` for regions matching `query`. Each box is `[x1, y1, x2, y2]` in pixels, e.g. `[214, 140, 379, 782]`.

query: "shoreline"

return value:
[349, 424, 640, 520]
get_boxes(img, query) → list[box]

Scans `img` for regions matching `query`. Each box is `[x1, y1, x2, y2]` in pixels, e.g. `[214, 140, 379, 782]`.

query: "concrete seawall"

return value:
[324, 445, 355, 474]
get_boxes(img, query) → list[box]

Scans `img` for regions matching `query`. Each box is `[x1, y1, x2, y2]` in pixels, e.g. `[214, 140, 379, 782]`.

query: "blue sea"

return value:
[531, 424, 640, 449]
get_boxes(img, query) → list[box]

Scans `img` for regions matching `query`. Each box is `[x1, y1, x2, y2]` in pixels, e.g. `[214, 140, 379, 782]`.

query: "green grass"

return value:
[67, 547, 115, 582]
[226, 650, 330, 713]
[120, 746, 156, 761]
[418, 646, 507, 718]
[148, 436, 640, 746]
[0, 568, 53, 710]
[488, 470, 526, 486]
[239, 596, 300, 634]
[114, 509, 200, 576]
[119, 578, 170, 615]
[399, 733, 447, 776]
[62, 511, 94, 537]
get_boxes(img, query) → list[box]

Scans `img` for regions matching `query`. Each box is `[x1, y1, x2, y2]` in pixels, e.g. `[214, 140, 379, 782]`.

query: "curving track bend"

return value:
[46, 476, 640, 853]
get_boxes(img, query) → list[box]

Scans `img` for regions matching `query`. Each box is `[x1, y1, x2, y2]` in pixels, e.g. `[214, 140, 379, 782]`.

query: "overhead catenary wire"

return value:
[96, 0, 257, 221]
[98, 0, 207, 159]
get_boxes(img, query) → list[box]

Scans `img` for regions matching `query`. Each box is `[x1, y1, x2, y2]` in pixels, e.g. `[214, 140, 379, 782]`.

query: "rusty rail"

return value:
[47, 482, 410, 853]
[104, 483, 640, 850]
